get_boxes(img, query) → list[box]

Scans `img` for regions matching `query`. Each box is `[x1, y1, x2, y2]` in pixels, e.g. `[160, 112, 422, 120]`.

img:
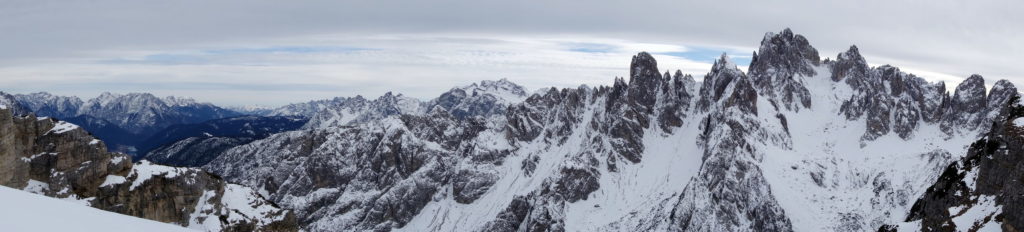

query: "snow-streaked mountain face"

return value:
[425, 78, 529, 120]
[303, 79, 528, 129]
[227, 105, 275, 116]
[199, 29, 1020, 232]
[139, 115, 309, 167]
[78, 92, 241, 135]
[265, 97, 349, 117]
[13, 92, 83, 119]
[302, 93, 425, 129]
[14, 92, 241, 136]
[0, 91, 31, 116]
[12, 92, 242, 155]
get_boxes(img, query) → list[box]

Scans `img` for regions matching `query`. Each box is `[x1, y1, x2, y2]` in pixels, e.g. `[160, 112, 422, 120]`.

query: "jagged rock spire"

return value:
[697, 53, 751, 112]
[744, 29, 818, 112]
[939, 74, 990, 135]
[831, 45, 869, 81]
[629, 52, 661, 87]
[951, 74, 987, 114]
[627, 52, 662, 111]
[711, 53, 739, 72]
[749, 28, 820, 77]
[987, 79, 1019, 113]
[838, 45, 866, 63]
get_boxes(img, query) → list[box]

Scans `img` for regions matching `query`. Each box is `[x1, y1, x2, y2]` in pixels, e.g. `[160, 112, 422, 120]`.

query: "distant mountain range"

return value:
[5, 78, 528, 158]
[10, 92, 242, 154]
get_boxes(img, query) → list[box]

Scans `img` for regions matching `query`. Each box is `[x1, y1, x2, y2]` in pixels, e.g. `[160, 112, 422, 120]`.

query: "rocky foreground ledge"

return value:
[0, 108, 297, 232]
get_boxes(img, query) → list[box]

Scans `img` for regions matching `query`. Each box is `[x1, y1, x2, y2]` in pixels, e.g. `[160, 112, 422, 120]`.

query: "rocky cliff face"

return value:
[885, 86, 1023, 231]
[201, 29, 1019, 232]
[0, 108, 297, 232]
[206, 108, 495, 231]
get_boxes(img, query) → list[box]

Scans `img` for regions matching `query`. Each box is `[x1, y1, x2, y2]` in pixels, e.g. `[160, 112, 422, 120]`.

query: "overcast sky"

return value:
[1, 0, 1020, 106]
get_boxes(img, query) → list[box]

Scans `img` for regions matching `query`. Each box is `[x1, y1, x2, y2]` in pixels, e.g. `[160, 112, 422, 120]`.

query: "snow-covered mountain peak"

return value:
[454, 78, 529, 105]
[710, 53, 740, 72]
[227, 104, 275, 115]
[84, 92, 163, 109]
[162, 95, 199, 106]
[837, 45, 866, 64]
[17, 92, 84, 106]
[0, 92, 19, 111]
[374, 91, 424, 113]
[73, 92, 241, 137]
[829, 47, 872, 83]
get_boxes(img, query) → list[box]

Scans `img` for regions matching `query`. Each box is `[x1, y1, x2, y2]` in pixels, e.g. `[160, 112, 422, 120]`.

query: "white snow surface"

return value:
[0, 185, 197, 232]
[1014, 117, 1024, 127]
[47, 121, 79, 134]
[101, 175, 127, 187]
[23, 179, 49, 194]
[129, 160, 189, 190]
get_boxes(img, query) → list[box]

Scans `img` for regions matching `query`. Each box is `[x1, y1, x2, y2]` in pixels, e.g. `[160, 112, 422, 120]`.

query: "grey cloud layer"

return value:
[1, 0, 1020, 105]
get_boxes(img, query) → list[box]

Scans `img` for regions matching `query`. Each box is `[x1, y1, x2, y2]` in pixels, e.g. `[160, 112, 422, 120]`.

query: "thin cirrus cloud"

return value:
[99, 46, 374, 66]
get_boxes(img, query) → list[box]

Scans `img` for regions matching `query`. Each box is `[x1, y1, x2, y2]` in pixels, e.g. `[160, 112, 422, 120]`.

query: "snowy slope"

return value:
[0, 185, 197, 232]
[759, 65, 972, 231]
